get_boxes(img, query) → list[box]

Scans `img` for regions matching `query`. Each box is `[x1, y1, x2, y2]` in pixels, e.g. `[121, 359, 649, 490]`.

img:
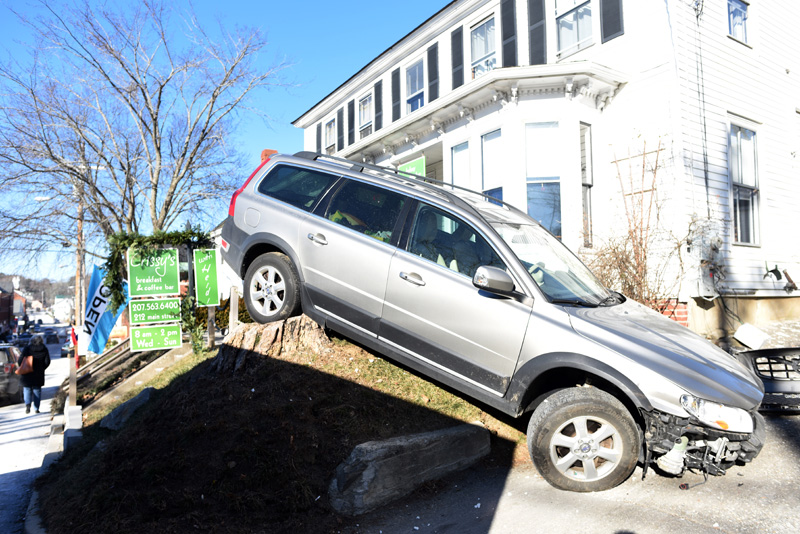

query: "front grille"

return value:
[754, 354, 800, 381]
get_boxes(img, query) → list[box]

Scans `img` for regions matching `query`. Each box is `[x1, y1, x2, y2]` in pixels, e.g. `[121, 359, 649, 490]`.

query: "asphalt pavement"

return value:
[0, 344, 68, 534]
[338, 319, 800, 534]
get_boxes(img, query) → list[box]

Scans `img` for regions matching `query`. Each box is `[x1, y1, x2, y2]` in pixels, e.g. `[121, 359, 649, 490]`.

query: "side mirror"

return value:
[473, 266, 515, 295]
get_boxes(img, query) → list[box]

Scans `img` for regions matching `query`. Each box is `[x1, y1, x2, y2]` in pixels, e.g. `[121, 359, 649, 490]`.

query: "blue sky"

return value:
[0, 0, 448, 280]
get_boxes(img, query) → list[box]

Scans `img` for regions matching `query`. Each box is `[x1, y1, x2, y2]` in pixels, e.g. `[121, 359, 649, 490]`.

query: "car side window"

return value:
[325, 180, 406, 243]
[408, 204, 506, 278]
[256, 165, 338, 211]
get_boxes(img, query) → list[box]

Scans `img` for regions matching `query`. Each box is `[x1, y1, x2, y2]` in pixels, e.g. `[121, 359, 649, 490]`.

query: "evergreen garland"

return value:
[103, 228, 212, 312]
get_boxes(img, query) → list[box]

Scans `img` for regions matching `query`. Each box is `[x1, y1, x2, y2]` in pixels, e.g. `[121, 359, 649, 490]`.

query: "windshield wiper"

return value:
[549, 298, 598, 308]
[597, 291, 626, 307]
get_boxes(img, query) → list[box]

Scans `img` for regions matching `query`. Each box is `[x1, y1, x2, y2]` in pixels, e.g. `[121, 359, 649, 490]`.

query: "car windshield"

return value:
[491, 222, 613, 305]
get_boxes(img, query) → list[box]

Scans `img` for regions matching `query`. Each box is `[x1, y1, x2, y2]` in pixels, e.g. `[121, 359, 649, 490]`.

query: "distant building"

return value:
[13, 291, 26, 316]
[51, 296, 74, 323]
[292, 0, 800, 336]
[0, 285, 13, 334]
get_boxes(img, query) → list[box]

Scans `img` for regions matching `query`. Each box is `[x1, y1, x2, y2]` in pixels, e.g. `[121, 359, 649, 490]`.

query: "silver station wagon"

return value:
[221, 151, 765, 492]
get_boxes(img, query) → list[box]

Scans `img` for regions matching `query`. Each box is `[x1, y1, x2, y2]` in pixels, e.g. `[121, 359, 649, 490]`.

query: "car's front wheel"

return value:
[527, 387, 639, 492]
[243, 252, 301, 324]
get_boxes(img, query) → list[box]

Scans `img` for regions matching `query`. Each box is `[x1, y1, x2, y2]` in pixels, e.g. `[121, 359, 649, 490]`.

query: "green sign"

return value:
[398, 155, 426, 177]
[131, 324, 183, 352]
[129, 298, 181, 325]
[193, 249, 220, 307]
[127, 247, 180, 297]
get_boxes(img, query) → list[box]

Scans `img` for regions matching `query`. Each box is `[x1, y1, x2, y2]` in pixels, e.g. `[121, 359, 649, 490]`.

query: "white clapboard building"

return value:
[292, 0, 800, 337]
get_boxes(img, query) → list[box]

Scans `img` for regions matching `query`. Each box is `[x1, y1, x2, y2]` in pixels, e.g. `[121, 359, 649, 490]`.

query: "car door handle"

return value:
[307, 233, 328, 245]
[399, 271, 426, 286]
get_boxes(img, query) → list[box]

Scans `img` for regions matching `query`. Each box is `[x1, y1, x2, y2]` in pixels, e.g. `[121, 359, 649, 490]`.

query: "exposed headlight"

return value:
[680, 394, 754, 433]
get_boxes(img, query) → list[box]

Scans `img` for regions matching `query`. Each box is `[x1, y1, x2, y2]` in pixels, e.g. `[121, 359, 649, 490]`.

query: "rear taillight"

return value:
[229, 157, 272, 217]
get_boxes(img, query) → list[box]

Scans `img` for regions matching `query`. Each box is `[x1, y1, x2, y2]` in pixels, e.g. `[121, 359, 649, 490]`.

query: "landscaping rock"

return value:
[328, 422, 491, 516]
[100, 387, 155, 431]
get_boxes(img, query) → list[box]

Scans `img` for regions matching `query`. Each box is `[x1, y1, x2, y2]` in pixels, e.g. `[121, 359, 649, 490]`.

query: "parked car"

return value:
[61, 342, 74, 359]
[15, 333, 32, 347]
[221, 152, 765, 492]
[56, 326, 69, 341]
[0, 343, 22, 404]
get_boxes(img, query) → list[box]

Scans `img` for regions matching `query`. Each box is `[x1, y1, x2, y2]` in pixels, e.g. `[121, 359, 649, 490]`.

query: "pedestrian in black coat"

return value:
[18, 335, 50, 414]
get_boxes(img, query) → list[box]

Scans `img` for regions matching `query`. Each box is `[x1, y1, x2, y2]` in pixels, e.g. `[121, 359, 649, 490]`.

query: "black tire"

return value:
[527, 387, 639, 492]
[243, 252, 301, 324]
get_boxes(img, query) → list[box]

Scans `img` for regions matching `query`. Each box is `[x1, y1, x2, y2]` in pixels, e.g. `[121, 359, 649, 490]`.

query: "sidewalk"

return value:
[0, 354, 70, 534]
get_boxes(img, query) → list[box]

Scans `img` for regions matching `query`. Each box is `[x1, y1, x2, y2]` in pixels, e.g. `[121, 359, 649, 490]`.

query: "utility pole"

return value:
[70, 183, 85, 407]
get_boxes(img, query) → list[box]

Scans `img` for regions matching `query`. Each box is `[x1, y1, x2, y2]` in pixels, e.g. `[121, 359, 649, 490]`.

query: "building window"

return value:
[471, 17, 496, 79]
[359, 95, 373, 139]
[580, 123, 593, 247]
[557, 1, 592, 57]
[484, 187, 503, 206]
[526, 122, 561, 238]
[325, 119, 336, 155]
[406, 60, 425, 113]
[728, 0, 748, 43]
[451, 142, 469, 185]
[481, 129, 502, 193]
[729, 124, 758, 244]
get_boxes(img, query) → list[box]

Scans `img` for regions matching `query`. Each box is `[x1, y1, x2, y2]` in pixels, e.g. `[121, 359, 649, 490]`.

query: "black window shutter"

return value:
[374, 80, 383, 131]
[337, 108, 344, 151]
[347, 100, 355, 145]
[427, 43, 439, 102]
[451, 27, 464, 89]
[501, 0, 517, 67]
[600, 0, 624, 43]
[528, 0, 546, 65]
[316, 123, 322, 153]
[391, 68, 401, 122]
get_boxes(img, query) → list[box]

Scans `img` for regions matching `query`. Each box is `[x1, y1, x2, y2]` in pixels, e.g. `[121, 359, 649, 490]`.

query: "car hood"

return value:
[566, 300, 764, 410]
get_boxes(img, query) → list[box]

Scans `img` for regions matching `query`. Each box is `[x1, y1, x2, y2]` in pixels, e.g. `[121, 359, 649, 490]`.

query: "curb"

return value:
[24, 408, 76, 534]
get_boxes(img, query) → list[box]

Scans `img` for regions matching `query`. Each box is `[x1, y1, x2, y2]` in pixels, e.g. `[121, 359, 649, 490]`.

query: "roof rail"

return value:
[290, 151, 524, 218]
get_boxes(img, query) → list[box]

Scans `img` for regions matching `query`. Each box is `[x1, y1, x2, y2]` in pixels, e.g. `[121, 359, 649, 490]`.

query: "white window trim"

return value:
[406, 58, 425, 114]
[727, 0, 749, 44]
[470, 15, 497, 80]
[358, 93, 373, 137]
[728, 121, 760, 246]
[325, 118, 336, 154]
[556, 1, 594, 59]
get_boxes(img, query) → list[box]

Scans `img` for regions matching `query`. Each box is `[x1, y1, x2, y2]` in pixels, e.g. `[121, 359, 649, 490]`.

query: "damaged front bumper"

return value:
[734, 348, 800, 413]
[640, 408, 765, 477]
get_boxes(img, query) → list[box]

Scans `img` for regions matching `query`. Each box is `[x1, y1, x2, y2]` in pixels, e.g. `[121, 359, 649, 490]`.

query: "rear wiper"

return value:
[549, 298, 598, 308]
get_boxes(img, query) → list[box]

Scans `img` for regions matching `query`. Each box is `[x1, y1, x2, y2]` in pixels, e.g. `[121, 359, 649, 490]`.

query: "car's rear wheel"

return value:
[243, 252, 301, 324]
[527, 387, 639, 492]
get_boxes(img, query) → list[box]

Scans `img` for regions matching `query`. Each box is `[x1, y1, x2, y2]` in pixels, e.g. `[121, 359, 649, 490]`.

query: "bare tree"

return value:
[0, 0, 288, 263]
[583, 139, 688, 315]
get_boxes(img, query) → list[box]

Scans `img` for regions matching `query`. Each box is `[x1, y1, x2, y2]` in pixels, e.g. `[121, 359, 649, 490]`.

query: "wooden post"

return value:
[229, 287, 239, 333]
[207, 305, 216, 348]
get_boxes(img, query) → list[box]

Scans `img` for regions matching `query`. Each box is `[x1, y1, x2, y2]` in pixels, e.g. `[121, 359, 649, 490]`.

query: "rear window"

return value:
[256, 164, 338, 211]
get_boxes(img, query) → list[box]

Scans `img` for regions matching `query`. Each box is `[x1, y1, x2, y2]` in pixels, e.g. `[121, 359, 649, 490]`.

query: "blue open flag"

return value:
[83, 266, 129, 354]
